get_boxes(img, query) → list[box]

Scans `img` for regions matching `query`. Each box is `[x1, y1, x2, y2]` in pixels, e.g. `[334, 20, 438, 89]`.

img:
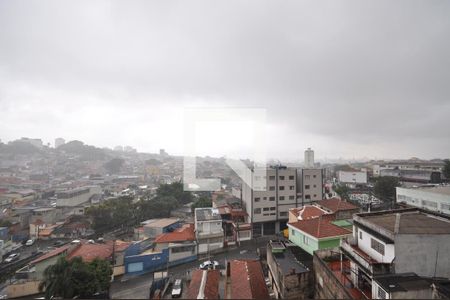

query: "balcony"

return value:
[341, 240, 393, 276]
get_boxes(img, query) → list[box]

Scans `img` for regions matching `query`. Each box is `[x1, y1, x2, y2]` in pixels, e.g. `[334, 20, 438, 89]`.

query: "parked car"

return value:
[199, 260, 219, 270]
[4, 253, 20, 263]
[25, 239, 35, 246]
[53, 240, 66, 247]
[171, 279, 183, 298]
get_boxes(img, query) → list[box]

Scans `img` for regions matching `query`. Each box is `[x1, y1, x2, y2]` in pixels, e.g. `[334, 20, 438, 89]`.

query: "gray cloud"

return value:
[0, 0, 449, 160]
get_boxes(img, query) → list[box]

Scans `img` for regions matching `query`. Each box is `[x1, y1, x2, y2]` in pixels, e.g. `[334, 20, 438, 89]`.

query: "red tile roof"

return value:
[154, 223, 195, 243]
[297, 205, 328, 220]
[315, 198, 359, 212]
[230, 260, 270, 300]
[289, 217, 351, 239]
[114, 240, 132, 252]
[66, 241, 113, 262]
[30, 244, 72, 265]
[186, 269, 220, 299]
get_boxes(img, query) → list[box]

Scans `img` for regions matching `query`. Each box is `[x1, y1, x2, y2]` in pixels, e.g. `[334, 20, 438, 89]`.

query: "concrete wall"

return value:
[395, 234, 450, 278]
[301, 169, 324, 204]
[313, 250, 353, 299]
[124, 248, 169, 275]
[7, 280, 41, 299]
[357, 227, 395, 264]
[288, 225, 319, 255]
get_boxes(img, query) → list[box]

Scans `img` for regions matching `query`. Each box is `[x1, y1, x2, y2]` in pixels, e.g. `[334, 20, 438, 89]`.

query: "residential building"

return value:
[336, 208, 450, 299]
[226, 259, 270, 300]
[298, 168, 325, 205]
[372, 273, 436, 299]
[396, 185, 450, 215]
[372, 159, 446, 181]
[142, 218, 182, 239]
[381, 169, 442, 184]
[186, 269, 221, 299]
[154, 223, 197, 266]
[216, 204, 252, 245]
[304, 148, 315, 168]
[242, 165, 298, 236]
[288, 215, 351, 255]
[266, 240, 313, 299]
[338, 170, 368, 186]
[314, 198, 360, 220]
[194, 208, 224, 254]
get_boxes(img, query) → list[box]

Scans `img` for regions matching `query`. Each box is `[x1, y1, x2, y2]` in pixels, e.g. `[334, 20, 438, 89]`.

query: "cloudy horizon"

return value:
[1, 1, 449, 161]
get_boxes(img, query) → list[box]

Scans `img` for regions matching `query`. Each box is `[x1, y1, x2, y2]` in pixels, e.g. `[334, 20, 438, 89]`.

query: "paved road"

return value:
[110, 236, 276, 299]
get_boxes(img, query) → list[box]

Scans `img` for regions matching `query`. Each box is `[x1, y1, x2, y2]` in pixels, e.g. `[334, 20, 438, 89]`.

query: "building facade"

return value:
[194, 208, 224, 254]
[396, 186, 450, 215]
[298, 168, 325, 205]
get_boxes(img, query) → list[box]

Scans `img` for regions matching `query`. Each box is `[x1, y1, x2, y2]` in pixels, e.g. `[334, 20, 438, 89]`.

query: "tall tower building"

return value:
[304, 148, 314, 168]
[55, 137, 65, 148]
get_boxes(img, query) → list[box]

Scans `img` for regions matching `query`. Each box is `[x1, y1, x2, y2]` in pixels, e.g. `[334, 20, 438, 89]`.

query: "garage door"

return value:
[127, 262, 143, 273]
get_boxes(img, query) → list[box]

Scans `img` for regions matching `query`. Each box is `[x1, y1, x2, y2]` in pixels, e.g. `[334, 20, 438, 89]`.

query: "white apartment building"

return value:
[194, 208, 224, 254]
[304, 148, 315, 168]
[338, 170, 367, 186]
[340, 208, 450, 299]
[396, 186, 450, 215]
[242, 166, 298, 236]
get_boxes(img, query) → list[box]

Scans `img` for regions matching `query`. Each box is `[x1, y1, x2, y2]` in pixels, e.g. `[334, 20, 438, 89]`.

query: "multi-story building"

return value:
[298, 168, 325, 205]
[304, 148, 315, 168]
[194, 208, 224, 254]
[341, 208, 450, 298]
[314, 208, 450, 299]
[338, 170, 368, 186]
[56, 186, 101, 207]
[54, 137, 65, 148]
[242, 165, 298, 236]
[396, 186, 450, 215]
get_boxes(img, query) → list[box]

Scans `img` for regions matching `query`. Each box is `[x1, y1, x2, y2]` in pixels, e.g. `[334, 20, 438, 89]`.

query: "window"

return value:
[305, 185, 310, 190]
[305, 195, 311, 200]
[270, 213, 276, 216]
[313, 175, 317, 178]
[305, 175, 310, 180]
[279, 186, 285, 190]
[263, 207, 269, 211]
[270, 207, 276, 211]
[255, 197, 260, 202]
[313, 194, 317, 197]
[280, 212, 288, 217]
[377, 286, 387, 299]
[289, 195, 295, 200]
[359, 231, 362, 239]
[254, 208, 261, 214]
[422, 200, 438, 208]
[291, 229, 295, 236]
[441, 203, 450, 211]
[269, 176, 275, 180]
[289, 186, 295, 190]
[313, 184, 316, 188]
[269, 196, 275, 201]
[279, 196, 285, 200]
[269, 186, 275, 191]
[263, 197, 267, 200]
[371, 238, 385, 255]
[289, 175, 294, 180]
[303, 235, 310, 245]
[279, 176, 285, 180]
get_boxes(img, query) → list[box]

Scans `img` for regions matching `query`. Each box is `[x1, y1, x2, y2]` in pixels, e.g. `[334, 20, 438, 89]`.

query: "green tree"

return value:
[39, 256, 112, 300]
[443, 159, 450, 180]
[374, 176, 400, 201]
[191, 197, 212, 212]
[334, 184, 350, 201]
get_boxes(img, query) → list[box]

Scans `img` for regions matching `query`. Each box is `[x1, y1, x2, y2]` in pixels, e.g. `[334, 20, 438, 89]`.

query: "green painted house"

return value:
[287, 217, 351, 255]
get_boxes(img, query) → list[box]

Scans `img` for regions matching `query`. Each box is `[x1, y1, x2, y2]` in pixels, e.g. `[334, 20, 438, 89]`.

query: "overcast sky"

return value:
[1, 1, 449, 161]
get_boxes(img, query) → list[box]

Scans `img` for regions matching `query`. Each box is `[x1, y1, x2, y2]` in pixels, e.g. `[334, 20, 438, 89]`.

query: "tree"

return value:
[374, 176, 400, 201]
[40, 256, 112, 300]
[191, 197, 212, 212]
[334, 184, 350, 201]
[443, 159, 450, 180]
[104, 158, 125, 174]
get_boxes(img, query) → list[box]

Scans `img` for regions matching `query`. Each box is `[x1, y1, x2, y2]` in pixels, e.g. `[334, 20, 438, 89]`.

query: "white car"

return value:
[26, 239, 35, 246]
[199, 260, 219, 270]
[5, 253, 20, 263]
[171, 279, 183, 298]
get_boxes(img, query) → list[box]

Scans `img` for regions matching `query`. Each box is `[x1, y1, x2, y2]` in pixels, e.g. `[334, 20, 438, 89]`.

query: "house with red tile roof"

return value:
[313, 198, 359, 220]
[227, 260, 270, 300]
[287, 216, 351, 255]
[154, 223, 197, 266]
[186, 269, 221, 299]
[288, 205, 329, 223]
